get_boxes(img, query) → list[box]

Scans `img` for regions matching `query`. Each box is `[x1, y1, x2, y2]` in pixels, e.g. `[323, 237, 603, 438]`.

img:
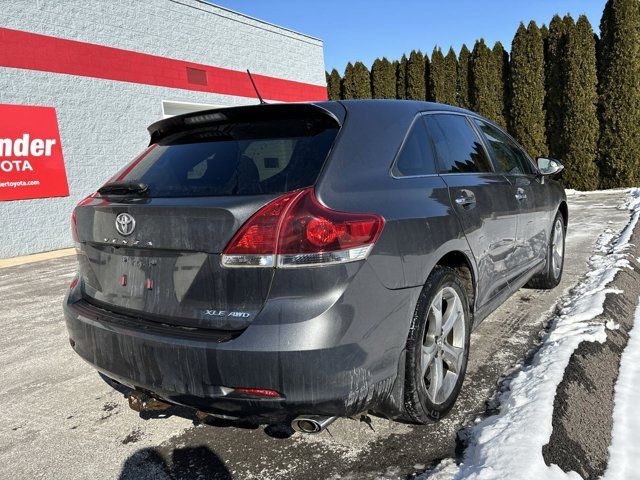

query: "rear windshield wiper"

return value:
[98, 181, 150, 196]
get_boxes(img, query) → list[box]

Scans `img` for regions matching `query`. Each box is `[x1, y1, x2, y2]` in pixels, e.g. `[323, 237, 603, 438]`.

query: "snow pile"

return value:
[564, 188, 631, 197]
[603, 298, 640, 480]
[424, 189, 640, 480]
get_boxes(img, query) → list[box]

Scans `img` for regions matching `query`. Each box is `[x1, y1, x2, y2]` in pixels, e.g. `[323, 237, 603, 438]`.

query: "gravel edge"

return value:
[542, 224, 640, 479]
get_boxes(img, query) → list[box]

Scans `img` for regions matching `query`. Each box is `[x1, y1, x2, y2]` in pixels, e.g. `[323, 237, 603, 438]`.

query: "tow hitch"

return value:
[126, 390, 171, 413]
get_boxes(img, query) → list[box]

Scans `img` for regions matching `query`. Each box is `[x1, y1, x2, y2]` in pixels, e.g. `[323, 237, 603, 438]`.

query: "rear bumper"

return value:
[63, 280, 415, 420]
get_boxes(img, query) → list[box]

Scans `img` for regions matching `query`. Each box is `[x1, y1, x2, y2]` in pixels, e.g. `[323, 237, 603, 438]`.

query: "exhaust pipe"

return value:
[291, 415, 338, 434]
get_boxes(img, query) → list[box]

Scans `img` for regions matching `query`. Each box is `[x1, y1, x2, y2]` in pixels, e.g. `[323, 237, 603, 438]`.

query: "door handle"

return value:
[455, 190, 476, 208]
[515, 188, 527, 201]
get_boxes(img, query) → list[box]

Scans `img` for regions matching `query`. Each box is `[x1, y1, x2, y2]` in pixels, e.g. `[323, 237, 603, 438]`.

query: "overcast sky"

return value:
[210, 1, 607, 73]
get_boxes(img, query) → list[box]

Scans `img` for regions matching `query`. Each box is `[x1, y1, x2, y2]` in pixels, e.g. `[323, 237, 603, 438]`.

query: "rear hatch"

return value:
[74, 104, 342, 331]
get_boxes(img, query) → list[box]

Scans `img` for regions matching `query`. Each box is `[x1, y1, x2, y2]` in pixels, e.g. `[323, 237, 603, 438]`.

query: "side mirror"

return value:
[537, 157, 564, 176]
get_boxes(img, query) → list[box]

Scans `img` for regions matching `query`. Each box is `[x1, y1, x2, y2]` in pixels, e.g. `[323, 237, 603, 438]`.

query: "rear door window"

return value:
[110, 117, 339, 197]
[473, 120, 536, 175]
[392, 117, 437, 177]
[424, 114, 493, 174]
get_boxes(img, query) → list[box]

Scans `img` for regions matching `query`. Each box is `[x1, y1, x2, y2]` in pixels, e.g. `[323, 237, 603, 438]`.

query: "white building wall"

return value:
[0, 0, 326, 258]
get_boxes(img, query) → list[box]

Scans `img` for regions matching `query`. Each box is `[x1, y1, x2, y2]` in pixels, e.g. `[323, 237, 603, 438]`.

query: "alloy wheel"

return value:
[551, 218, 564, 279]
[421, 286, 466, 405]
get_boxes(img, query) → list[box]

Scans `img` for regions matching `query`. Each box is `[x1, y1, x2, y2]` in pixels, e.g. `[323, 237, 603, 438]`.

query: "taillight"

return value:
[222, 188, 384, 268]
[71, 194, 99, 243]
[221, 190, 302, 267]
[71, 210, 79, 242]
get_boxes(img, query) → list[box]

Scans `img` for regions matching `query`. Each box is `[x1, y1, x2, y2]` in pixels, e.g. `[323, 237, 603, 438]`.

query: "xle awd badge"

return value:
[204, 310, 251, 318]
[115, 213, 136, 236]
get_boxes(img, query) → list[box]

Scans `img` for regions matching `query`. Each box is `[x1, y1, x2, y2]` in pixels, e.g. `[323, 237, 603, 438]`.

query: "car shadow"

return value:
[118, 446, 232, 480]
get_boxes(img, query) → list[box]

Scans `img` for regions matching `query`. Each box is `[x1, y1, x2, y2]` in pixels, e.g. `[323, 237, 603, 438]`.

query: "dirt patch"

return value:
[103, 402, 118, 412]
[122, 428, 144, 445]
[543, 225, 640, 479]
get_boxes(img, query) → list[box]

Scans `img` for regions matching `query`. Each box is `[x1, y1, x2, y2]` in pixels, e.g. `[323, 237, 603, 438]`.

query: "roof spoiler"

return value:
[147, 103, 341, 145]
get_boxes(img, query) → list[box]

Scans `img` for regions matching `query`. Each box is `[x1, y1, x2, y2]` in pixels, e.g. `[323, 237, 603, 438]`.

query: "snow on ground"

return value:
[563, 188, 631, 197]
[603, 298, 640, 480]
[423, 189, 640, 480]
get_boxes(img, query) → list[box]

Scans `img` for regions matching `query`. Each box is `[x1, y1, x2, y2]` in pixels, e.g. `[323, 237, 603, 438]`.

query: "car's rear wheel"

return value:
[404, 266, 471, 423]
[526, 211, 566, 289]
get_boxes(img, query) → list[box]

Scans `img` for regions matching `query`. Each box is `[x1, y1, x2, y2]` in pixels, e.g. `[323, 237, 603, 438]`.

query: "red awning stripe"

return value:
[0, 27, 327, 102]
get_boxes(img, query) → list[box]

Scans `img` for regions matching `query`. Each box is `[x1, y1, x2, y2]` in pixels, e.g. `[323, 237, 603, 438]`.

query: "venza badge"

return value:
[115, 213, 136, 236]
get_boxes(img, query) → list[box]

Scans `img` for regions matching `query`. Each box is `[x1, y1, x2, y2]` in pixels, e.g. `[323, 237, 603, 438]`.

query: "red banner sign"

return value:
[0, 104, 69, 201]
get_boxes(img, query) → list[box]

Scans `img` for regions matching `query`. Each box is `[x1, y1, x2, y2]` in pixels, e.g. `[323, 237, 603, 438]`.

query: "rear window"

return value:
[111, 117, 339, 197]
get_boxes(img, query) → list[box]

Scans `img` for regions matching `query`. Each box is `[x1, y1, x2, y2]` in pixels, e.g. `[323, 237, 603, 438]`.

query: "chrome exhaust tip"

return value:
[291, 415, 338, 434]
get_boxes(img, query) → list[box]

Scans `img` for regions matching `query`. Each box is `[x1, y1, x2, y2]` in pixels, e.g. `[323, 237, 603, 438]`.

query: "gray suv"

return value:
[64, 100, 566, 433]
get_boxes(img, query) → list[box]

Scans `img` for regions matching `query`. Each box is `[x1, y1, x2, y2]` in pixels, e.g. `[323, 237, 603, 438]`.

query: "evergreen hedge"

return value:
[396, 55, 407, 100]
[561, 15, 600, 190]
[470, 39, 503, 125]
[510, 22, 548, 157]
[371, 57, 396, 99]
[406, 50, 426, 100]
[545, 15, 570, 160]
[326, 1, 640, 190]
[598, 0, 640, 188]
[429, 47, 446, 103]
[492, 42, 509, 127]
[326, 69, 341, 101]
[443, 48, 458, 106]
[342, 61, 371, 99]
[456, 44, 471, 109]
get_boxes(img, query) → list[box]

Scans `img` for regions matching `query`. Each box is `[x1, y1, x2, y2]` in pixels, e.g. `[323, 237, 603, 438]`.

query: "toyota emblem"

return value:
[115, 213, 136, 236]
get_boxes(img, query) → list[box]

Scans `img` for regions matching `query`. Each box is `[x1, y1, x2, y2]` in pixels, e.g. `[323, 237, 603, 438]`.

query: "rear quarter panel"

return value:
[315, 101, 474, 291]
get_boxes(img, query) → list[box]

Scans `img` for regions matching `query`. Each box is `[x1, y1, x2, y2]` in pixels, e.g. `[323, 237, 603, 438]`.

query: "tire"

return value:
[403, 266, 472, 423]
[526, 211, 566, 290]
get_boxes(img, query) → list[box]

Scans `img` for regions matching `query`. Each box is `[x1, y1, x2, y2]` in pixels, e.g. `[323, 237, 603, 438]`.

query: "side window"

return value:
[424, 114, 493, 174]
[474, 120, 536, 175]
[392, 117, 437, 177]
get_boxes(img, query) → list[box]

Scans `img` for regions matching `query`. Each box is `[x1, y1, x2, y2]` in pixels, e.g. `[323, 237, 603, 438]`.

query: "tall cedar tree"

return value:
[429, 47, 446, 103]
[457, 45, 471, 108]
[561, 15, 600, 190]
[371, 57, 396, 99]
[545, 15, 570, 160]
[326, 69, 341, 100]
[492, 41, 509, 127]
[443, 48, 458, 105]
[598, 0, 640, 187]
[341, 62, 354, 99]
[325, 71, 330, 97]
[470, 39, 503, 125]
[396, 55, 408, 100]
[424, 54, 432, 100]
[354, 61, 372, 98]
[388, 59, 399, 99]
[510, 22, 548, 157]
[540, 24, 549, 40]
[391, 59, 400, 97]
[386, 57, 398, 98]
[406, 50, 426, 100]
[371, 58, 383, 98]
[342, 61, 371, 99]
